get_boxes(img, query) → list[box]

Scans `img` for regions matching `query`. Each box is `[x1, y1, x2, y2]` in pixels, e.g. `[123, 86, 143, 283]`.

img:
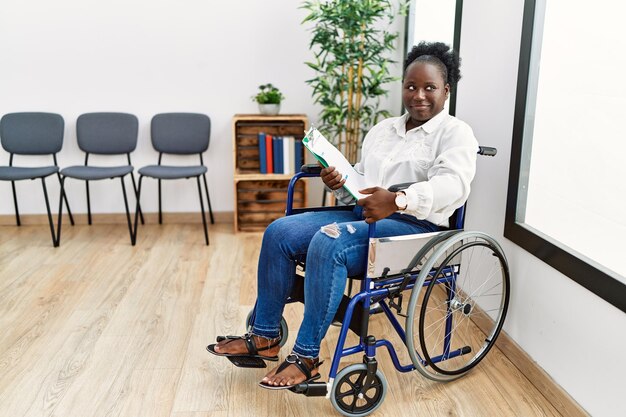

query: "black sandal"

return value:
[258, 353, 324, 390]
[207, 333, 281, 368]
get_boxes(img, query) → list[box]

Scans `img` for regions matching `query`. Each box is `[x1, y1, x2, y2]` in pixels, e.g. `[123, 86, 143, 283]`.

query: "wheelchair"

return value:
[245, 146, 510, 417]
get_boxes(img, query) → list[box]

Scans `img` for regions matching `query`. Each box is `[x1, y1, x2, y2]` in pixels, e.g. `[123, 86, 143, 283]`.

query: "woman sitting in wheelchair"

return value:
[208, 41, 478, 390]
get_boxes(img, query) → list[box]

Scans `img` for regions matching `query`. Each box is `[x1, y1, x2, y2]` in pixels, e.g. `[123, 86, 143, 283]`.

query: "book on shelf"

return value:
[265, 134, 274, 173]
[258, 132, 267, 174]
[273, 136, 283, 174]
[283, 136, 293, 175]
[302, 127, 370, 199]
[293, 139, 303, 174]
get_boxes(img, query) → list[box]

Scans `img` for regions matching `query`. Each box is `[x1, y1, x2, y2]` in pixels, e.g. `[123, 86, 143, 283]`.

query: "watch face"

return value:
[395, 193, 408, 210]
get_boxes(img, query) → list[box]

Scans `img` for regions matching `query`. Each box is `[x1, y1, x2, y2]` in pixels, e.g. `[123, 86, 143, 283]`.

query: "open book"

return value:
[302, 127, 370, 199]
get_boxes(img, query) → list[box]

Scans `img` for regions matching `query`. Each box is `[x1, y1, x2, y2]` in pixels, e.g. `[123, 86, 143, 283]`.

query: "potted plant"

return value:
[252, 83, 285, 116]
[302, 0, 407, 163]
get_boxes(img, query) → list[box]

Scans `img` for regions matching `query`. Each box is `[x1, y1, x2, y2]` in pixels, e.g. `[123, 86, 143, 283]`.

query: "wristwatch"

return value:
[395, 191, 408, 211]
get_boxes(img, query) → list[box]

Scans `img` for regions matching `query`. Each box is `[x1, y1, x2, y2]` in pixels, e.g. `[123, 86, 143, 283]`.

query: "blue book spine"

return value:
[258, 132, 267, 174]
[277, 136, 284, 174]
[273, 136, 284, 174]
[294, 140, 303, 173]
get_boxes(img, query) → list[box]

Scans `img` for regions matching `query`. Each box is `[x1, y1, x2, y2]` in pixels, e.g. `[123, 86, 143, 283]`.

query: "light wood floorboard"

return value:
[0, 223, 583, 417]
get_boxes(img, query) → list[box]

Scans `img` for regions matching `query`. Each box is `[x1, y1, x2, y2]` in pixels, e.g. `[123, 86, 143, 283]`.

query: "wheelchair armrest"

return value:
[388, 147, 497, 193]
[388, 182, 414, 192]
[300, 164, 322, 175]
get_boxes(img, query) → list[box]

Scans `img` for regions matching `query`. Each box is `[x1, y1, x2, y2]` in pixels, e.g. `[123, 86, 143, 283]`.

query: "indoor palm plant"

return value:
[302, 0, 407, 163]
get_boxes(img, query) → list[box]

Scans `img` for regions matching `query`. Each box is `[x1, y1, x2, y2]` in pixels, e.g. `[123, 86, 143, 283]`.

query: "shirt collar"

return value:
[394, 110, 449, 136]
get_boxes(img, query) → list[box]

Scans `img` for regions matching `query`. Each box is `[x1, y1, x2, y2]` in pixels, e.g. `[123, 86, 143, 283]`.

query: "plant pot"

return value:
[259, 103, 280, 116]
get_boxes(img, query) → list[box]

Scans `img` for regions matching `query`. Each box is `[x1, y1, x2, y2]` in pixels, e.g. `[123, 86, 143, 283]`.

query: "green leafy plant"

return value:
[302, 0, 408, 163]
[251, 83, 285, 104]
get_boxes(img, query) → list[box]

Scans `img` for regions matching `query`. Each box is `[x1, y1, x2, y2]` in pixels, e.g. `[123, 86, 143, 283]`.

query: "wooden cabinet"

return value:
[232, 114, 309, 232]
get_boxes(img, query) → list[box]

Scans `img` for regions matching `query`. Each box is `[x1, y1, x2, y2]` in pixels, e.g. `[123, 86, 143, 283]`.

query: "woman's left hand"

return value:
[357, 187, 398, 224]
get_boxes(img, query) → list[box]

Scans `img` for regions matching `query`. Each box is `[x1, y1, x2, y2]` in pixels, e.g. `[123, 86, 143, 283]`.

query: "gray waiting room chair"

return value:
[0, 112, 74, 246]
[133, 112, 213, 245]
[57, 112, 143, 246]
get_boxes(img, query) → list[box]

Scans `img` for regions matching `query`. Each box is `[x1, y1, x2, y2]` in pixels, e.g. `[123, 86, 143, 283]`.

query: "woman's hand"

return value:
[320, 165, 346, 190]
[357, 187, 398, 224]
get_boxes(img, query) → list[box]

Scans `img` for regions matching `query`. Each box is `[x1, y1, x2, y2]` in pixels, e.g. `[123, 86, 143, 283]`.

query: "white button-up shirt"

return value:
[334, 111, 479, 227]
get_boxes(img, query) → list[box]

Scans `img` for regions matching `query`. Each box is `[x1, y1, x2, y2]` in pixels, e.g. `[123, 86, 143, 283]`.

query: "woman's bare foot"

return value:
[261, 355, 320, 387]
[213, 334, 280, 358]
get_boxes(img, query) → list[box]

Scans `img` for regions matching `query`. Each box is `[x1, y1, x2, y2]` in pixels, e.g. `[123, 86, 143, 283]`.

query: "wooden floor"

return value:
[0, 222, 569, 417]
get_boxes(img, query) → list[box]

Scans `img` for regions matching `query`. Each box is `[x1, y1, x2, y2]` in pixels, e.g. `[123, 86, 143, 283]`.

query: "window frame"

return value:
[505, 0, 626, 313]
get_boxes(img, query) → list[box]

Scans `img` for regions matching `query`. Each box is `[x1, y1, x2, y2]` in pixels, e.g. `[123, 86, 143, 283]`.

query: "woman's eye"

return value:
[406, 85, 416, 91]
[425, 85, 436, 91]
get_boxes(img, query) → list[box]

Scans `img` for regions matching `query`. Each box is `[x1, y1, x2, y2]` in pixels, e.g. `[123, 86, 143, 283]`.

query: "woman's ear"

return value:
[445, 83, 451, 98]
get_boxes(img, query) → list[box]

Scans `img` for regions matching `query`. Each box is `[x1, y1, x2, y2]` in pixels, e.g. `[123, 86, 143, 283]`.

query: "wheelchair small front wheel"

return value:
[330, 364, 388, 417]
[245, 310, 288, 348]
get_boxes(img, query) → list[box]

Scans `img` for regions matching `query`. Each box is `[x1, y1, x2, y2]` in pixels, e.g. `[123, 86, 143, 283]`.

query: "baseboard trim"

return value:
[0, 211, 233, 226]
[472, 314, 589, 416]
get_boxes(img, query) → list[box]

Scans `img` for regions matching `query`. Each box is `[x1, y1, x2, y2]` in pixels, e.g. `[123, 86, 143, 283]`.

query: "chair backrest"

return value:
[0, 112, 64, 155]
[151, 113, 210, 155]
[76, 112, 138, 155]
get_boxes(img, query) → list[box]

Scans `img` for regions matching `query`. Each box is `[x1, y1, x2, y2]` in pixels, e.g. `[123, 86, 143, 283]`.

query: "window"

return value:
[405, 0, 463, 115]
[506, 0, 626, 312]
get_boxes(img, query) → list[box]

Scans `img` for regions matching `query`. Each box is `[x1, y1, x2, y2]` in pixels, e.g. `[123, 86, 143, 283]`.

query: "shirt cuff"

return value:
[402, 182, 433, 219]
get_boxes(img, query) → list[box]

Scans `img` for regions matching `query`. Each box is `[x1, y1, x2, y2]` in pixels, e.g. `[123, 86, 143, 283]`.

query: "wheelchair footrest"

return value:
[227, 356, 267, 368]
[289, 381, 328, 396]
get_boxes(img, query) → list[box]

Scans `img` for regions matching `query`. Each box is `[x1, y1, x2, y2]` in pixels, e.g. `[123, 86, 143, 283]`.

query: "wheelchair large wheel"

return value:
[245, 310, 288, 348]
[406, 231, 510, 381]
[330, 364, 388, 417]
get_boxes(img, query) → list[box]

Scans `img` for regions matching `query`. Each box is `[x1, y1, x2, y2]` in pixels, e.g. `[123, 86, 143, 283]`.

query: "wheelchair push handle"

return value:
[478, 146, 497, 156]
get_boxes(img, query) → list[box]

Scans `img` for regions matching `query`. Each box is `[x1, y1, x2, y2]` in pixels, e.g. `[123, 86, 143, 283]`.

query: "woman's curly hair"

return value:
[404, 41, 461, 88]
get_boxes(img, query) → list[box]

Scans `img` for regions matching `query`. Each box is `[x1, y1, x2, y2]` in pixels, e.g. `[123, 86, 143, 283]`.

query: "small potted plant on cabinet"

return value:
[252, 83, 285, 115]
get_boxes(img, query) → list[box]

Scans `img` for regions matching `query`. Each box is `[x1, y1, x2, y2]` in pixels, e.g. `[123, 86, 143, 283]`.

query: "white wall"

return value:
[457, 1, 626, 416]
[0, 0, 404, 216]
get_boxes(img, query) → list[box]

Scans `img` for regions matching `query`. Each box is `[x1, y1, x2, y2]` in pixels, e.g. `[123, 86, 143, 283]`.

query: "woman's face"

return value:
[402, 61, 450, 129]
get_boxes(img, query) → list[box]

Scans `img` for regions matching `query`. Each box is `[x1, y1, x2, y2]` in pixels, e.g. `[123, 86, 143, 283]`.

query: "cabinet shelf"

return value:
[232, 114, 309, 232]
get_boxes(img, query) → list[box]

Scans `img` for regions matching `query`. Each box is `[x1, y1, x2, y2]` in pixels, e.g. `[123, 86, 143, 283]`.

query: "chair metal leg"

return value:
[57, 172, 74, 226]
[202, 174, 214, 224]
[86, 180, 92, 225]
[56, 176, 66, 246]
[196, 176, 209, 245]
[132, 176, 144, 245]
[120, 176, 134, 245]
[11, 181, 20, 226]
[130, 171, 145, 225]
[40, 177, 58, 247]
[158, 179, 162, 224]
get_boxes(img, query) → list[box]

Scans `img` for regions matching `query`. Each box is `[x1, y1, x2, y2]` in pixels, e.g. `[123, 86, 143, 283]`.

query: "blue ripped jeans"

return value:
[251, 205, 440, 359]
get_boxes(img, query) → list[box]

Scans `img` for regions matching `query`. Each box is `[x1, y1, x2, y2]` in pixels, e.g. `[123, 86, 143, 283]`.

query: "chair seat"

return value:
[61, 165, 133, 180]
[138, 165, 207, 179]
[0, 165, 58, 181]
